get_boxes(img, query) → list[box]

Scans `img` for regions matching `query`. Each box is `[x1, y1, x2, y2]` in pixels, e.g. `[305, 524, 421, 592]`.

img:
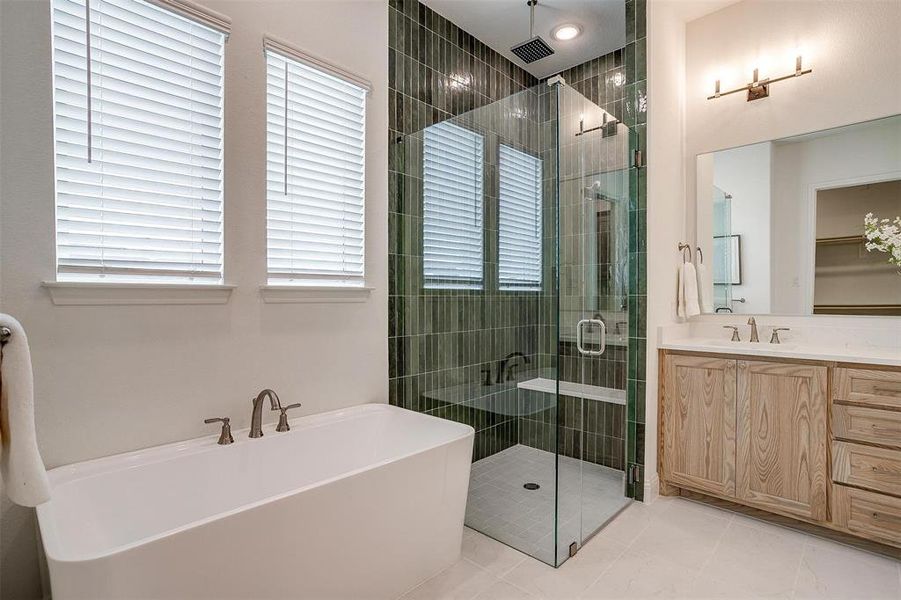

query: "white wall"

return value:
[644, 0, 691, 500]
[0, 1, 388, 597]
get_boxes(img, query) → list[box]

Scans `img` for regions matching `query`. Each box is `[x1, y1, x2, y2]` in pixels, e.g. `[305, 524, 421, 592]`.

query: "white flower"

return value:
[864, 213, 901, 272]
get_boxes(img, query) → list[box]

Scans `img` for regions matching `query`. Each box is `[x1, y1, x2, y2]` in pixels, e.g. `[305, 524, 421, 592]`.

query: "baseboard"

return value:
[642, 473, 660, 503]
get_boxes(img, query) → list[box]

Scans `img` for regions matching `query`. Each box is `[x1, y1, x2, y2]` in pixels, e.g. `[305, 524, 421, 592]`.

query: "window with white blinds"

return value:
[50, 0, 226, 282]
[422, 121, 484, 289]
[498, 145, 542, 291]
[265, 48, 368, 286]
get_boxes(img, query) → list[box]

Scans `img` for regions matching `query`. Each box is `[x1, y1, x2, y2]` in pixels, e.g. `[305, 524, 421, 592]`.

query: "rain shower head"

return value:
[511, 0, 555, 64]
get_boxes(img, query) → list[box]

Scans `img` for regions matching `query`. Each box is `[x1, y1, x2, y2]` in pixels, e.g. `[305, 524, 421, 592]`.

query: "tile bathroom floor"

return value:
[465, 445, 630, 565]
[400, 495, 901, 599]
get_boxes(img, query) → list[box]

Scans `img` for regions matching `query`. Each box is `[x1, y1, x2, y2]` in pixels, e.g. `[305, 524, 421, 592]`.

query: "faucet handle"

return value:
[204, 417, 234, 445]
[275, 403, 302, 432]
[770, 328, 790, 344]
[723, 325, 741, 342]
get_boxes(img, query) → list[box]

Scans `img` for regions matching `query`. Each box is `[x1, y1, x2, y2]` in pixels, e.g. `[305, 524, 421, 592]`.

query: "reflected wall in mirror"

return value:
[815, 181, 901, 315]
[696, 115, 901, 316]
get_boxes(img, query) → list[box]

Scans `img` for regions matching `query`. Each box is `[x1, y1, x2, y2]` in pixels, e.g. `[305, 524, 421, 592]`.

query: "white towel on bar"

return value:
[0, 314, 50, 507]
[678, 263, 701, 319]
[696, 261, 714, 314]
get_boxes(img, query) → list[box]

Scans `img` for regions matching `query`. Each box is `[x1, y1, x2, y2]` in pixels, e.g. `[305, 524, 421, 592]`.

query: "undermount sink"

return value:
[705, 339, 799, 351]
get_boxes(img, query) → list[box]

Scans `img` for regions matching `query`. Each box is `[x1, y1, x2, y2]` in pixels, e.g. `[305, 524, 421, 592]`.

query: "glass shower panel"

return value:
[712, 188, 734, 310]
[555, 83, 632, 565]
[400, 79, 632, 569]
[402, 83, 561, 566]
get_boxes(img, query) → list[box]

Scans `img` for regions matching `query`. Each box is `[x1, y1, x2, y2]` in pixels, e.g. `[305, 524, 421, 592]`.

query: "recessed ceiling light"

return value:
[552, 24, 581, 41]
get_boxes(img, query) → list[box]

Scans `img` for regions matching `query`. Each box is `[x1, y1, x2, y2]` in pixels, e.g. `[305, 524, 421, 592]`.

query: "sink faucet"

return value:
[748, 317, 760, 343]
[250, 388, 282, 438]
[497, 352, 531, 383]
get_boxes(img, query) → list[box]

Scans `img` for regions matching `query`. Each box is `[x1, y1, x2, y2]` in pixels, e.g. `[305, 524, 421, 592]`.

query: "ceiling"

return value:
[421, 0, 626, 80]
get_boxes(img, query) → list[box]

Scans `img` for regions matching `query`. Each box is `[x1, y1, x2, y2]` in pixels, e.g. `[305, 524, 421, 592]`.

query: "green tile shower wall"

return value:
[386, 0, 648, 497]
[387, 0, 543, 461]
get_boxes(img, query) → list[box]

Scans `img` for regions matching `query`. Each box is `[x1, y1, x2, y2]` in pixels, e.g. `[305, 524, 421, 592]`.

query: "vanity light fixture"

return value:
[709, 55, 812, 102]
[552, 24, 581, 41]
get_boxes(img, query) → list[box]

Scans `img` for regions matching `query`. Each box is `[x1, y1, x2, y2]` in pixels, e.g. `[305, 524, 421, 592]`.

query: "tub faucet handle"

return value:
[204, 417, 234, 445]
[274, 403, 302, 432]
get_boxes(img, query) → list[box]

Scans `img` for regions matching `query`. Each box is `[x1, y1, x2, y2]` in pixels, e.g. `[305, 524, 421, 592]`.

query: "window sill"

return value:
[42, 281, 236, 306]
[259, 285, 373, 304]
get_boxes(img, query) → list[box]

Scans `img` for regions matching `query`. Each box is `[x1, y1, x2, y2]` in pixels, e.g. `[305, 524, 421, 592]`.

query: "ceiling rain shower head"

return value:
[510, 0, 555, 64]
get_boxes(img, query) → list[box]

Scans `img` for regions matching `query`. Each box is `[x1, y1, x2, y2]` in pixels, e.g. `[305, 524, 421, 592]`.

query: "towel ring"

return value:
[678, 243, 693, 263]
[696, 247, 704, 264]
[0, 327, 10, 345]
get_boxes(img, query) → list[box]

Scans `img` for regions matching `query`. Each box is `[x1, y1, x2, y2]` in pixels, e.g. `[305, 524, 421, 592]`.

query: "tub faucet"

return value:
[250, 389, 282, 438]
[497, 352, 530, 383]
[748, 317, 760, 343]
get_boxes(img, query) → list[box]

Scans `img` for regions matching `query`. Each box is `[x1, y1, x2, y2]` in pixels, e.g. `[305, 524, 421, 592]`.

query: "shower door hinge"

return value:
[633, 149, 643, 168]
[627, 463, 641, 485]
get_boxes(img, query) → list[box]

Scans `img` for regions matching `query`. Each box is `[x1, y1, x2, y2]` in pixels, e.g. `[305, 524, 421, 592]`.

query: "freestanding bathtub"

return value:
[36, 404, 474, 599]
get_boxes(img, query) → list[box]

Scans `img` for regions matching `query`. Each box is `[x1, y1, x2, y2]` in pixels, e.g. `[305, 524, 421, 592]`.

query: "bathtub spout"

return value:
[250, 389, 281, 438]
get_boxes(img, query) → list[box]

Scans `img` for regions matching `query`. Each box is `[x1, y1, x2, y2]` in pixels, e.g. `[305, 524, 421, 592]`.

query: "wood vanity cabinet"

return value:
[735, 360, 828, 521]
[661, 355, 736, 496]
[660, 353, 828, 521]
[661, 354, 901, 553]
[831, 367, 901, 548]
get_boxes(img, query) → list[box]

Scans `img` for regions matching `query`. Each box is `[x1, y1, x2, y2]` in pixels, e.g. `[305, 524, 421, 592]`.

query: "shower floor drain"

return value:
[523, 483, 540, 490]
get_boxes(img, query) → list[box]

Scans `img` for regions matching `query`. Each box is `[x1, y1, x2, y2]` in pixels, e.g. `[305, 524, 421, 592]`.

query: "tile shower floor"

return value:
[465, 445, 630, 565]
[401, 495, 901, 600]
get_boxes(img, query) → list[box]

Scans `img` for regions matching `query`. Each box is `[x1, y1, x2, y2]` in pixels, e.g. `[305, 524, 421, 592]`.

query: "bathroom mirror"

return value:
[696, 114, 901, 316]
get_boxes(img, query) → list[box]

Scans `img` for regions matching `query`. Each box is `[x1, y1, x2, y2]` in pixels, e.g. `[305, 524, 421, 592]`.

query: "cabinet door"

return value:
[736, 360, 828, 521]
[662, 354, 736, 496]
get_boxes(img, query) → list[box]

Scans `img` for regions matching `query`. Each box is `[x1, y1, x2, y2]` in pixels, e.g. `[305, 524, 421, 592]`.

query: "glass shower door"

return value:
[555, 83, 632, 565]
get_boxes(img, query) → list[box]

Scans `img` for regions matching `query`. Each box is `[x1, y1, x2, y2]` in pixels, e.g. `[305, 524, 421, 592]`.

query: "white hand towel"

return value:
[682, 262, 701, 318]
[696, 261, 714, 314]
[677, 264, 686, 319]
[0, 314, 50, 507]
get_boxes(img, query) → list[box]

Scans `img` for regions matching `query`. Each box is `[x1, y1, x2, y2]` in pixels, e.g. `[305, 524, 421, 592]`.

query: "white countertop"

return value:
[659, 337, 901, 367]
[658, 316, 901, 367]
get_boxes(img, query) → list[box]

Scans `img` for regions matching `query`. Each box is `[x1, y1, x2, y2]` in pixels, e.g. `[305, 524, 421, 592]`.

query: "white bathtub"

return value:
[36, 404, 474, 600]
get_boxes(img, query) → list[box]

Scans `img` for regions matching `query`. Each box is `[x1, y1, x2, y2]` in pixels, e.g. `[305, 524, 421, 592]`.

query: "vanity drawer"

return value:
[833, 404, 901, 449]
[834, 368, 901, 411]
[833, 441, 901, 496]
[833, 485, 901, 548]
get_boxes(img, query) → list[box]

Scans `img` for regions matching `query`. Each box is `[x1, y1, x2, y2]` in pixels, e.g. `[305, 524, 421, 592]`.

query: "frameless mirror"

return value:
[696, 115, 901, 316]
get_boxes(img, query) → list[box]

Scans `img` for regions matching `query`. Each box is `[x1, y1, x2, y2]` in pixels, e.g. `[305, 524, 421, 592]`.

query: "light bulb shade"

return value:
[552, 24, 581, 41]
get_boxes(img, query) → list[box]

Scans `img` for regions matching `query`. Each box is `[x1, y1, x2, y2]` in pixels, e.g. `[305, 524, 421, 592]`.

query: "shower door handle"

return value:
[576, 319, 606, 356]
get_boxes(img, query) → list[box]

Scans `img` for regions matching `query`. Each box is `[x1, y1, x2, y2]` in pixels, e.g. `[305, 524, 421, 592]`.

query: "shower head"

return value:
[511, 0, 555, 64]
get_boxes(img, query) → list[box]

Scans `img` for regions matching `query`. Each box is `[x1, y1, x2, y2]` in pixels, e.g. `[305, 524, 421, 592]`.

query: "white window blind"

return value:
[422, 121, 484, 289]
[51, 0, 226, 282]
[265, 48, 368, 286]
[498, 144, 542, 291]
